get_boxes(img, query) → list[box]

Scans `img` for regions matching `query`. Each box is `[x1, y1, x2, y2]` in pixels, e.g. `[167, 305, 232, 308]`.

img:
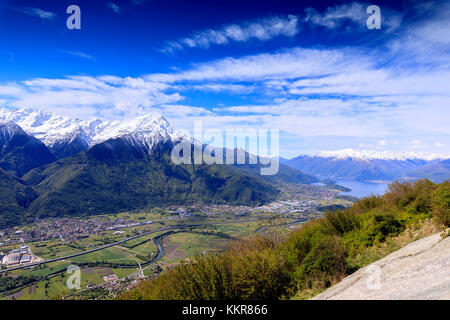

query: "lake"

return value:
[335, 179, 389, 198]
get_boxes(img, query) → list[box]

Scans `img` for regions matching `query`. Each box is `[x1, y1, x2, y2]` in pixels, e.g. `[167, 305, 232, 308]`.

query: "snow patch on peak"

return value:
[313, 149, 450, 161]
[0, 120, 25, 145]
[0, 120, 24, 135]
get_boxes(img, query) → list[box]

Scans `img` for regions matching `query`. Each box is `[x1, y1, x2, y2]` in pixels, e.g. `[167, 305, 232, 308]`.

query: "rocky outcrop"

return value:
[313, 232, 450, 300]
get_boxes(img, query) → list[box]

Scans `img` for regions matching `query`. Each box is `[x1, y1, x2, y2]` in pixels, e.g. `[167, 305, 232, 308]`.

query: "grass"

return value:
[111, 268, 137, 279]
[208, 221, 261, 238]
[163, 233, 229, 258]
[19, 274, 70, 300]
[69, 247, 130, 264]
[8, 261, 71, 278]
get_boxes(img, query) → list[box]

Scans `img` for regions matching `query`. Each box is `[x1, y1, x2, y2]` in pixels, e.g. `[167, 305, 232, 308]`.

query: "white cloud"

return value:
[305, 2, 367, 29]
[387, 2, 450, 68]
[161, 15, 299, 53]
[63, 51, 96, 61]
[9, 6, 57, 20]
[409, 140, 424, 150]
[0, 76, 182, 120]
[149, 47, 372, 83]
[0, 84, 26, 96]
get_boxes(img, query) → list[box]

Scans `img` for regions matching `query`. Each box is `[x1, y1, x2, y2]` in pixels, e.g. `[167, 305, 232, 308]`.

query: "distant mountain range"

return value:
[285, 149, 450, 183]
[0, 108, 316, 228]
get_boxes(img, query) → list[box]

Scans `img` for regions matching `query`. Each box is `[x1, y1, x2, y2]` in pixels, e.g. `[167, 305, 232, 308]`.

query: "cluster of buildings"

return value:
[71, 272, 152, 300]
[0, 217, 153, 245]
[166, 207, 194, 218]
[165, 199, 325, 220]
[1, 245, 33, 266]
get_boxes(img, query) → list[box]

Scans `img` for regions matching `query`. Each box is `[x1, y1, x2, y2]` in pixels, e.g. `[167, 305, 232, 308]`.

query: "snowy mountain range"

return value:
[0, 108, 186, 158]
[1, 108, 448, 162]
[314, 149, 450, 162]
[286, 149, 450, 183]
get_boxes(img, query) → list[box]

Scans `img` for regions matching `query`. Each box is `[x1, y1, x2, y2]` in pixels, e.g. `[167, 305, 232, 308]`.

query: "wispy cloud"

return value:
[161, 15, 300, 53]
[63, 51, 96, 61]
[107, 2, 121, 13]
[9, 6, 57, 20]
[149, 47, 373, 83]
[304, 2, 403, 32]
[161, 2, 404, 53]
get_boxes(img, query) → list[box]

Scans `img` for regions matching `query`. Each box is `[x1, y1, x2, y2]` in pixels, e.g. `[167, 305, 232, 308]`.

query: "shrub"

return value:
[295, 235, 347, 290]
[384, 179, 435, 211]
[384, 180, 417, 208]
[350, 195, 384, 214]
[431, 181, 450, 227]
[322, 209, 360, 236]
[282, 221, 321, 267]
[365, 214, 404, 243]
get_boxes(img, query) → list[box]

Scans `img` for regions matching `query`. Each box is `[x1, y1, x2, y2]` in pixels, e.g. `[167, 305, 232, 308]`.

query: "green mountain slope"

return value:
[23, 138, 279, 218]
[0, 169, 38, 228]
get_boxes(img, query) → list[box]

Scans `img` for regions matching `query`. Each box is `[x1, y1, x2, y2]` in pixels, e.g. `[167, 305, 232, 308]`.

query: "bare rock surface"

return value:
[313, 232, 450, 300]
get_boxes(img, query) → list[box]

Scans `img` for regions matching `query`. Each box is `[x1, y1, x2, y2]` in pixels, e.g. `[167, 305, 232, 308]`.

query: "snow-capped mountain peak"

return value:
[312, 148, 449, 161]
[0, 120, 25, 142]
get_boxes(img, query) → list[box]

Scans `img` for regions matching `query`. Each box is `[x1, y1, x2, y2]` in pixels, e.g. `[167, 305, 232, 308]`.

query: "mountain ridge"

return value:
[305, 148, 450, 161]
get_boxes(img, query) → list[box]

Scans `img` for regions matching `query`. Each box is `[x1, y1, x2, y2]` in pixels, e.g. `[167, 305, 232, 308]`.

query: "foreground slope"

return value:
[313, 232, 450, 300]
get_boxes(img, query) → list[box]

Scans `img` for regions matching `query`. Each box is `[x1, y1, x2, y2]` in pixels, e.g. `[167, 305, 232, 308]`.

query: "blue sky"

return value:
[0, 0, 449, 158]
